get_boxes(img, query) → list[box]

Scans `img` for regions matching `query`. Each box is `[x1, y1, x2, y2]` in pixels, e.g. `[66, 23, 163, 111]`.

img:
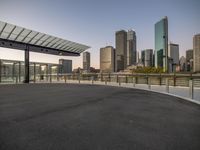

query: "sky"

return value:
[0, 0, 199, 69]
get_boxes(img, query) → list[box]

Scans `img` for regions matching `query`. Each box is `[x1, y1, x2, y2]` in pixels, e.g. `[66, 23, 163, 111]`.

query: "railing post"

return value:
[78, 74, 80, 84]
[15, 75, 18, 84]
[159, 74, 162, 86]
[189, 80, 194, 99]
[166, 78, 169, 93]
[50, 74, 52, 83]
[92, 76, 94, 84]
[57, 74, 59, 82]
[173, 73, 176, 86]
[119, 77, 121, 86]
[64, 75, 66, 83]
[148, 77, 151, 90]
[133, 77, 136, 87]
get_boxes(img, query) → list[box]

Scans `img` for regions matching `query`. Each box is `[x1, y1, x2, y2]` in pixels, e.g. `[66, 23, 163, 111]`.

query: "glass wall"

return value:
[0, 59, 59, 83]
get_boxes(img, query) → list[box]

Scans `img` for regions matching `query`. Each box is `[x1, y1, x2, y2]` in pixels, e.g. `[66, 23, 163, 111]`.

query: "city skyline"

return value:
[0, 0, 199, 69]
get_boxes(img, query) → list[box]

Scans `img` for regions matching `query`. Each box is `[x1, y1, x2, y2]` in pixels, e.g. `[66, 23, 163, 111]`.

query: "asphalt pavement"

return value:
[0, 83, 200, 150]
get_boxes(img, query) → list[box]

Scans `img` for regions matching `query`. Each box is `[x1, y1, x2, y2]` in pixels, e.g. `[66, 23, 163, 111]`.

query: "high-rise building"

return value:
[59, 59, 72, 73]
[100, 46, 115, 73]
[115, 30, 127, 72]
[186, 49, 193, 62]
[168, 43, 179, 72]
[193, 34, 200, 72]
[137, 51, 140, 63]
[155, 16, 168, 72]
[83, 52, 90, 72]
[186, 49, 193, 72]
[179, 56, 186, 72]
[141, 49, 153, 67]
[127, 30, 136, 66]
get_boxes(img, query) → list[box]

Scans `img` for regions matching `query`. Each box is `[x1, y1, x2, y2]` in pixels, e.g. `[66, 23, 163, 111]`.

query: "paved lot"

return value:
[0, 83, 200, 150]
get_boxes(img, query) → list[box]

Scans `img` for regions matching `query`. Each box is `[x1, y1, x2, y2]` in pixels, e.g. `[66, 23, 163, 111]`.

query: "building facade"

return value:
[193, 34, 200, 72]
[168, 43, 179, 72]
[0, 59, 66, 83]
[59, 59, 72, 73]
[186, 49, 193, 72]
[100, 46, 115, 73]
[127, 30, 137, 66]
[155, 16, 168, 72]
[83, 52, 90, 72]
[141, 49, 153, 67]
[179, 56, 186, 72]
[115, 30, 127, 72]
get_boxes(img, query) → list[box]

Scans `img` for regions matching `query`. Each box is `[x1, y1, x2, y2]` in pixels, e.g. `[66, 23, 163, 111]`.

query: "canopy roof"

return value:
[0, 21, 90, 55]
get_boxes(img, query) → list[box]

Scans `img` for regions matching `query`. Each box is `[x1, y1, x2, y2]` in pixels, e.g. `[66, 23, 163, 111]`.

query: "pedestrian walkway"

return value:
[0, 84, 200, 150]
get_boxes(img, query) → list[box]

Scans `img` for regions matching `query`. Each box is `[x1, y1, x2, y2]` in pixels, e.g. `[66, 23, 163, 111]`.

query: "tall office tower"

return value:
[100, 46, 115, 73]
[115, 30, 127, 72]
[186, 49, 193, 71]
[155, 16, 168, 72]
[59, 59, 72, 73]
[127, 30, 136, 66]
[83, 52, 90, 72]
[168, 43, 179, 72]
[193, 34, 200, 72]
[141, 49, 153, 67]
[179, 56, 186, 72]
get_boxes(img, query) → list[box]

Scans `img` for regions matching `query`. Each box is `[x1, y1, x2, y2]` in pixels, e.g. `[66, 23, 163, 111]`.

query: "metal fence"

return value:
[1, 72, 200, 100]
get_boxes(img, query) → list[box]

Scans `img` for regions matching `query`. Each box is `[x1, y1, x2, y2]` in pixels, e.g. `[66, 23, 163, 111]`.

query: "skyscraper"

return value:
[83, 52, 90, 72]
[127, 30, 136, 66]
[155, 16, 168, 72]
[100, 46, 115, 73]
[115, 30, 127, 72]
[141, 49, 153, 67]
[193, 34, 200, 72]
[186, 49, 193, 72]
[168, 43, 179, 72]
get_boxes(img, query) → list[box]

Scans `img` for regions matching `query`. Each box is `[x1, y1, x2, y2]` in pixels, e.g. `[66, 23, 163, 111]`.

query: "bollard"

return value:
[133, 77, 136, 87]
[119, 77, 121, 86]
[166, 78, 169, 93]
[189, 80, 194, 99]
[105, 78, 107, 85]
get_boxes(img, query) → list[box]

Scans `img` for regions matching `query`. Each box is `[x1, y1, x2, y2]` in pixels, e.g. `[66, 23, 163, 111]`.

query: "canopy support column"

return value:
[24, 45, 30, 83]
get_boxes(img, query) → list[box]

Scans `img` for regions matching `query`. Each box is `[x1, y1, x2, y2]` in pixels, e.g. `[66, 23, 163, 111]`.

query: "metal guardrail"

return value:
[0, 73, 199, 99]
